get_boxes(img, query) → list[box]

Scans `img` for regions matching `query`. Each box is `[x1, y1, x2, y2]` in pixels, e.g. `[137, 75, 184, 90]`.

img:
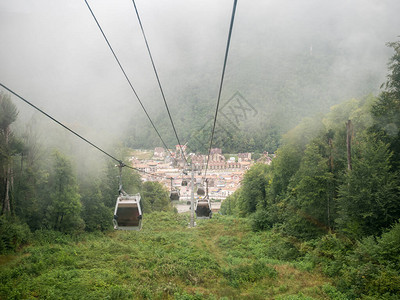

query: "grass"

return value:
[131, 150, 155, 160]
[0, 212, 337, 299]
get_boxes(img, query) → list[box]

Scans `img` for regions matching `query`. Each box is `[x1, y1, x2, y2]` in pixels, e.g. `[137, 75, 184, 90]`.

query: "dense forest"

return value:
[1, 28, 400, 299]
[220, 40, 400, 298]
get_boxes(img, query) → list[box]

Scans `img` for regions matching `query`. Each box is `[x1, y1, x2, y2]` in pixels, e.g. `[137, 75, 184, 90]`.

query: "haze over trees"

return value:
[1, 0, 400, 154]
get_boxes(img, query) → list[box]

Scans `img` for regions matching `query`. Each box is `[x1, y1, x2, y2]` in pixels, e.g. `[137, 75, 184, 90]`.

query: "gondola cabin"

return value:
[170, 190, 180, 201]
[195, 198, 212, 219]
[197, 187, 205, 196]
[113, 194, 142, 230]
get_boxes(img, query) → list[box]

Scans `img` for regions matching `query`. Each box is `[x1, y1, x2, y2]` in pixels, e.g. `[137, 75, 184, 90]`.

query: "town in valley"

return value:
[130, 145, 273, 212]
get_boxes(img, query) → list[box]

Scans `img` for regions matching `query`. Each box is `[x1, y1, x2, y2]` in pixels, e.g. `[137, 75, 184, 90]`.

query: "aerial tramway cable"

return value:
[83, 0, 174, 160]
[130, 0, 188, 166]
[0, 83, 167, 181]
[204, 0, 238, 178]
[2, 1, 239, 230]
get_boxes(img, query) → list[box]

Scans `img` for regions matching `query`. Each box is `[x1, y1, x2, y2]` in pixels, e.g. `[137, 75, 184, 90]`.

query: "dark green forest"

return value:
[1, 40, 400, 299]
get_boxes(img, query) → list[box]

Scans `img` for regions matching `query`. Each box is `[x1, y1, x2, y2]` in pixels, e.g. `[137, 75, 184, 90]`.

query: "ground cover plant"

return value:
[0, 212, 338, 299]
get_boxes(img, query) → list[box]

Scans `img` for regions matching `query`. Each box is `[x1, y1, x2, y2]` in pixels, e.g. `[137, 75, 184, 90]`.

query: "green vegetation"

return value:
[1, 212, 339, 299]
[1, 40, 399, 299]
[141, 181, 173, 213]
[221, 41, 400, 298]
[131, 150, 154, 160]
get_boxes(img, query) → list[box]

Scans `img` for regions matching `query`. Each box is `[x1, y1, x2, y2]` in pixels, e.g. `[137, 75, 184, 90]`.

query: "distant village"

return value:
[130, 146, 274, 203]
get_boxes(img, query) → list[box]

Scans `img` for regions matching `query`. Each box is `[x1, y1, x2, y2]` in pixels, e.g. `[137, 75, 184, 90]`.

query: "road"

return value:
[174, 202, 222, 213]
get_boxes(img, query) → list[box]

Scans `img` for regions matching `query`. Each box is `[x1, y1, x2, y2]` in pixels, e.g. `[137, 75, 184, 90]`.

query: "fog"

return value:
[1, 0, 400, 157]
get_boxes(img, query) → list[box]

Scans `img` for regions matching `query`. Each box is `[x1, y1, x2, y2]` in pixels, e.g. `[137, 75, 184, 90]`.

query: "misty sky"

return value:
[1, 0, 400, 152]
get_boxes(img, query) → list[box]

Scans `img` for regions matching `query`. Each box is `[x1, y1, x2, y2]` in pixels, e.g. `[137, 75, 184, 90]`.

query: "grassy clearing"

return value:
[0, 212, 336, 299]
[131, 150, 154, 160]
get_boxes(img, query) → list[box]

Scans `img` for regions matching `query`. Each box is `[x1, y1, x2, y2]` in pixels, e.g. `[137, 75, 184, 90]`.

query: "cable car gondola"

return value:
[169, 177, 180, 201]
[197, 187, 205, 196]
[195, 196, 212, 219]
[113, 193, 142, 230]
[170, 190, 180, 201]
[113, 163, 142, 230]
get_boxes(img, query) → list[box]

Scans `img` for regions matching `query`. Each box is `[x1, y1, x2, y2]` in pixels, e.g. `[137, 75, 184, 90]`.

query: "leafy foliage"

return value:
[336, 135, 400, 238]
[283, 142, 335, 239]
[44, 151, 83, 233]
[371, 40, 400, 170]
[141, 181, 173, 213]
[238, 163, 270, 216]
[226, 86, 400, 242]
[0, 215, 31, 254]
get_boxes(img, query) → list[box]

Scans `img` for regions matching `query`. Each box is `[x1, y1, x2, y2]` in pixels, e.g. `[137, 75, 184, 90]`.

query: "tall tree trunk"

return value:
[346, 120, 352, 171]
[2, 164, 11, 215]
[327, 137, 334, 229]
[1, 126, 11, 215]
[10, 163, 14, 214]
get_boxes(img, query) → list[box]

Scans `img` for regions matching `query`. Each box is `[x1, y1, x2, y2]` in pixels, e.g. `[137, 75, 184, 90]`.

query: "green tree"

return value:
[336, 135, 400, 239]
[284, 142, 334, 239]
[141, 181, 171, 213]
[270, 144, 302, 199]
[238, 163, 270, 216]
[45, 151, 83, 232]
[80, 179, 112, 232]
[13, 122, 45, 230]
[0, 93, 19, 215]
[371, 40, 400, 170]
[220, 187, 241, 216]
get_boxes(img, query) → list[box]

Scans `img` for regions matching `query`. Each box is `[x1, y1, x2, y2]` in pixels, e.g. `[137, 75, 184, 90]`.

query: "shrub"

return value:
[308, 233, 353, 277]
[311, 223, 400, 298]
[375, 220, 400, 267]
[337, 222, 400, 297]
[0, 215, 31, 253]
[248, 230, 301, 261]
[251, 209, 273, 231]
[223, 261, 277, 287]
[31, 229, 73, 246]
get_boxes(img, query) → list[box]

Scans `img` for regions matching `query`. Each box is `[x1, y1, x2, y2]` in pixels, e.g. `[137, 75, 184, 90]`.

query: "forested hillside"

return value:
[126, 45, 384, 153]
[125, 8, 395, 154]
[221, 40, 400, 298]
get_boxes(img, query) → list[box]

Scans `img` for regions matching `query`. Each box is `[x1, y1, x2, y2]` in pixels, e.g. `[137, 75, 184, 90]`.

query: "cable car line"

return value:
[204, 0, 238, 178]
[3, 1, 239, 229]
[83, 0, 174, 160]
[131, 0, 188, 166]
[0, 83, 168, 181]
[0, 83, 124, 164]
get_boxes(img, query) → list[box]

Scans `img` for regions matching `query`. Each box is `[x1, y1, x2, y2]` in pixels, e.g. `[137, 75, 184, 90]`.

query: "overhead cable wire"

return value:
[204, 0, 238, 178]
[1, 83, 123, 164]
[131, 0, 188, 166]
[83, 0, 174, 159]
[0, 83, 168, 180]
[124, 164, 171, 180]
